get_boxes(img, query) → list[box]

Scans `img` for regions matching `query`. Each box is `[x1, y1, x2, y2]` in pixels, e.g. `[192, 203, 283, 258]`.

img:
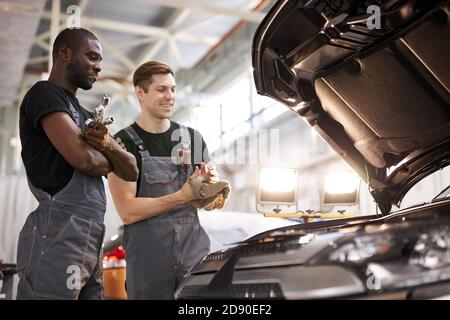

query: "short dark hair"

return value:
[52, 28, 98, 63]
[133, 61, 174, 93]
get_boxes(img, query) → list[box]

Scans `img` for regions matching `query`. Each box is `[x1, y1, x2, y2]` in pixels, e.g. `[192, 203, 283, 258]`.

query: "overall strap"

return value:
[179, 124, 191, 152]
[124, 125, 151, 159]
[178, 124, 193, 175]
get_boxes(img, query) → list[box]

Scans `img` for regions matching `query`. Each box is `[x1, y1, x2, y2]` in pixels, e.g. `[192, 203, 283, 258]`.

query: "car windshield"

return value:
[433, 185, 450, 201]
[399, 167, 450, 209]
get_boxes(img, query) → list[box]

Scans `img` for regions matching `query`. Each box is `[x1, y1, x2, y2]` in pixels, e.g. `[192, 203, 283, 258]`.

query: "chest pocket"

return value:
[144, 171, 179, 185]
[141, 167, 184, 198]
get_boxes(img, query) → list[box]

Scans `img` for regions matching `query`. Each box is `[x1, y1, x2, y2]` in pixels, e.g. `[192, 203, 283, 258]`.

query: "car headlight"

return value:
[328, 234, 395, 264]
[322, 225, 450, 293]
[409, 228, 450, 269]
[325, 225, 450, 268]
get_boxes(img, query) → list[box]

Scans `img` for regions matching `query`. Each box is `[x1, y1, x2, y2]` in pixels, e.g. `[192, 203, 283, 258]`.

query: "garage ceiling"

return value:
[0, 0, 46, 109]
[0, 0, 271, 111]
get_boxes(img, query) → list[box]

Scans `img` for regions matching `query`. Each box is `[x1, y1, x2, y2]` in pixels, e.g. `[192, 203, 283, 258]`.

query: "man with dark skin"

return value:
[17, 28, 138, 300]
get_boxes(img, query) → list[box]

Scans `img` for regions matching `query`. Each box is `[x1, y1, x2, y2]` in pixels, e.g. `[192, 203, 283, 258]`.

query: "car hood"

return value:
[179, 200, 450, 299]
[252, 0, 450, 213]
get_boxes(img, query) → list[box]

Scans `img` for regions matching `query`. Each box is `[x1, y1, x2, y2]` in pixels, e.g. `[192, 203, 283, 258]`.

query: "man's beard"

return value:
[66, 60, 92, 90]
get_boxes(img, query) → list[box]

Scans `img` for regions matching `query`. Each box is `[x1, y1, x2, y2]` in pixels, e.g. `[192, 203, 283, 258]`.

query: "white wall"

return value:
[0, 174, 36, 262]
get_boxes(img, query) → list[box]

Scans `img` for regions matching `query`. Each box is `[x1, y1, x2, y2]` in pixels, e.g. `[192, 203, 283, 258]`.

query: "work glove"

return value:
[188, 176, 231, 211]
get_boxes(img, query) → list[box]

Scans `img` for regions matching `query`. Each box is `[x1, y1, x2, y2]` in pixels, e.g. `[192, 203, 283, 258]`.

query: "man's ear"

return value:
[58, 45, 72, 62]
[134, 86, 144, 103]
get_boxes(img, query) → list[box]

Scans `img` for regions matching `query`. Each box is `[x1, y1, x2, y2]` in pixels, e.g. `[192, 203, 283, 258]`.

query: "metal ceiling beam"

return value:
[34, 1, 89, 62]
[168, 37, 182, 65]
[134, 9, 187, 70]
[35, 0, 267, 113]
[143, 0, 265, 23]
[34, 22, 64, 44]
[34, 39, 50, 52]
[41, 12, 218, 46]
[41, 11, 170, 38]
[173, 32, 218, 46]
[135, 40, 166, 71]
[170, 7, 191, 28]
[87, 16, 169, 38]
[178, 14, 221, 34]
[114, 36, 156, 49]
[107, 8, 193, 110]
[26, 55, 49, 65]
[35, 0, 88, 45]
[94, 33, 137, 72]
[78, 0, 89, 13]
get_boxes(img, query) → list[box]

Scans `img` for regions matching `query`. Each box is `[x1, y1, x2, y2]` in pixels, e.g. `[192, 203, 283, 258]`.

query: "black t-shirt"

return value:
[114, 121, 210, 194]
[19, 81, 93, 196]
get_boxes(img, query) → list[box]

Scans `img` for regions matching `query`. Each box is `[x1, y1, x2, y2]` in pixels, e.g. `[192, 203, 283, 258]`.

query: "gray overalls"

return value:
[122, 125, 210, 300]
[16, 102, 106, 300]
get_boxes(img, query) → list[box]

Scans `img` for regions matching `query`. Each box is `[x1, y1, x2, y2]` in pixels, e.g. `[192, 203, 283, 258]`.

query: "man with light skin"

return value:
[109, 61, 217, 299]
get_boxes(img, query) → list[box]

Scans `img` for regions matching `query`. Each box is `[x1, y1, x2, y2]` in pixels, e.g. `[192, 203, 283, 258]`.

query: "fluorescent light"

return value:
[260, 167, 297, 193]
[324, 171, 359, 194]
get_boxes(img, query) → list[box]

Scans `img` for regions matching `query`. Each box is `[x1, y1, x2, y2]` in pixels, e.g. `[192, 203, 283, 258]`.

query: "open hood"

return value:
[252, 0, 450, 213]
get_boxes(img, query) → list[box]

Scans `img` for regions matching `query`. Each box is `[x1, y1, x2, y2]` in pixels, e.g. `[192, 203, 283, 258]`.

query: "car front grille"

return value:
[202, 250, 235, 263]
[177, 283, 284, 299]
[239, 240, 301, 256]
[202, 240, 303, 264]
